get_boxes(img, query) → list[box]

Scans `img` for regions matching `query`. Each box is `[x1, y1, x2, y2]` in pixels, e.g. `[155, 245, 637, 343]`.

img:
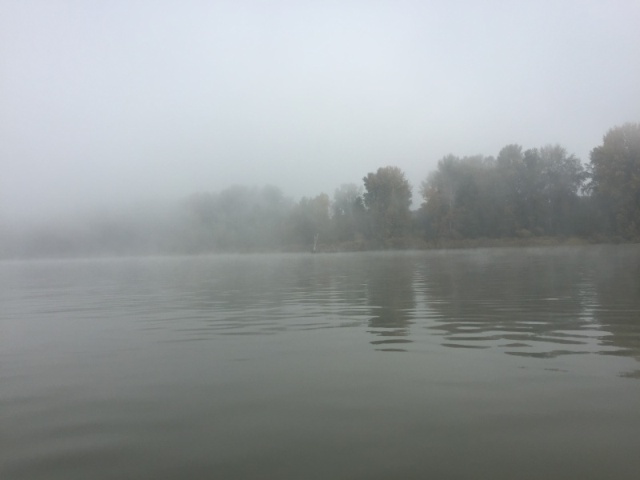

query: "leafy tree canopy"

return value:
[363, 166, 412, 242]
[589, 122, 640, 237]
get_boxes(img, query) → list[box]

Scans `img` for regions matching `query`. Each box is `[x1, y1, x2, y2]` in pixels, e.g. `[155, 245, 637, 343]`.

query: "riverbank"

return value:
[3, 235, 638, 260]
[314, 235, 639, 253]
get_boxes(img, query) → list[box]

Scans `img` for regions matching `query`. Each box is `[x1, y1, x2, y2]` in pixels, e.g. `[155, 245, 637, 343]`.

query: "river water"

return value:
[2, 246, 640, 479]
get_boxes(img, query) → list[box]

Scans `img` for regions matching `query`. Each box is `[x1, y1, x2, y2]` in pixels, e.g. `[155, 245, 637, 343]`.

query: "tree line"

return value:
[419, 122, 640, 242]
[2, 122, 639, 257]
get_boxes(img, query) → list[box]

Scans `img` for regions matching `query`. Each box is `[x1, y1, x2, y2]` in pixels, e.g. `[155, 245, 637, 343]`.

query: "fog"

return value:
[2, 0, 639, 225]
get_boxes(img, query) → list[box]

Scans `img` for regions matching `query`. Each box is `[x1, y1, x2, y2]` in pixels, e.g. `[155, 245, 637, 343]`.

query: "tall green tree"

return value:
[589, 123, 640, 238]
[363, 166, 412, 243]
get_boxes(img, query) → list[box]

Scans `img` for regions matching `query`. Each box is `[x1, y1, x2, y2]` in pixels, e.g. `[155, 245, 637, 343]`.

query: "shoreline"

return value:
[314, 235, 639, 253]
[2, 236, 638, 261]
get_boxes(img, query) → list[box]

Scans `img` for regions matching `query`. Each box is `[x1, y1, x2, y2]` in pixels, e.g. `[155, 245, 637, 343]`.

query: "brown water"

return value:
[2, 246, 640, 479]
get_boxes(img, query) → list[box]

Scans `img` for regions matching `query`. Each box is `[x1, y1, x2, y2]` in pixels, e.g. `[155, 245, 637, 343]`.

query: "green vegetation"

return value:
[363, 166, 413, 245]
[419, 145, 588, 240]
[589, 123, 640, 238]
[3, 123, 639, 257]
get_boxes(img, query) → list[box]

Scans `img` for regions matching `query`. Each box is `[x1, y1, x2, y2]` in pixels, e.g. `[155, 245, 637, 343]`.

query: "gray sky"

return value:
[2, 0, 639, 222]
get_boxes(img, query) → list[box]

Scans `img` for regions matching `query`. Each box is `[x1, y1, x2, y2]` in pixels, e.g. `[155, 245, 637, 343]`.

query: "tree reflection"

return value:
[589, 246, 640, 377]
[365, 254, 416, 351]
[415, 248, 640, 370]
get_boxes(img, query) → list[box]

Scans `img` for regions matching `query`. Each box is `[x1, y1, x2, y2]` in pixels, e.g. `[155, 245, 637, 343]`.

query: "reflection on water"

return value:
[2, 247, 640, 480]
[67, 247, 637, 366]
[412, 247, 640, 370]
[366, 255, 416, 351]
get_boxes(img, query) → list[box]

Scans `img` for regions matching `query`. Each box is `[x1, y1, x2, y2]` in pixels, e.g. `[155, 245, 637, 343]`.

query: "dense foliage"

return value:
[419, 145, 589, 239]
[2, 123, 639, 257]
[589, 123, 640, 238]
[363, 166, 413, 244]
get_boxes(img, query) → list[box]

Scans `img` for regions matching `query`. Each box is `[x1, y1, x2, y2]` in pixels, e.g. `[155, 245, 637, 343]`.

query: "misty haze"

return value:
[2, 2, 640, 480]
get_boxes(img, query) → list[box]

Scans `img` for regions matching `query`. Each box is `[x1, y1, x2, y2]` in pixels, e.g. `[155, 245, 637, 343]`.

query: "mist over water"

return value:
[2, 246, 640, 479]
[2, 2, 638, 478]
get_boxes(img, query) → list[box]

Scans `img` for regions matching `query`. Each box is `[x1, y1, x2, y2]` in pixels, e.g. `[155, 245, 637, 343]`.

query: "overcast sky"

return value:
[2, 0, 639, 222]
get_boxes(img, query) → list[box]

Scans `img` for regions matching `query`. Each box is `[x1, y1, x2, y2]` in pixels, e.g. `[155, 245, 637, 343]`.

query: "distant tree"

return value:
[420, 155, 496, 238]
[536, 145, 587, 234]
[495, 144, 526, 235]
[363, 166, 412, 243]
[493, 144, 586, 236]
[183, 185, 292, 251]
[332, 183, 366, 242]
[421, 144, 587, 240]
[589, 123, 640, 238]
[420, 155, 463, 238]
[287, 193, 331, 248]
[255, 185, 292, 248]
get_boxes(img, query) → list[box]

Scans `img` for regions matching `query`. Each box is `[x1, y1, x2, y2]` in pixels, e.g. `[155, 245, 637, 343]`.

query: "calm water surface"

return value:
[2, 246, 640, 479]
